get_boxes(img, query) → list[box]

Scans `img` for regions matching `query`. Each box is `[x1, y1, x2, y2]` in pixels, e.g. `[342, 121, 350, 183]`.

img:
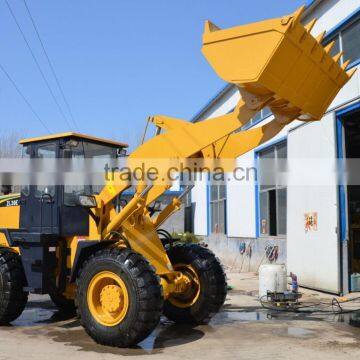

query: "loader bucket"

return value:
[202, 6, 354, 120]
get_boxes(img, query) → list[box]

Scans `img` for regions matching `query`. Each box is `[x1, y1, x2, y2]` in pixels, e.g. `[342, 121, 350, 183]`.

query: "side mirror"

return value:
[76, 195, 97, 208]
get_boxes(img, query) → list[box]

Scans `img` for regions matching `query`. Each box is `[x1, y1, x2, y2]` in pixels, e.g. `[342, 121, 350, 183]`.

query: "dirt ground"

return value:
[1, 272, 360, 360]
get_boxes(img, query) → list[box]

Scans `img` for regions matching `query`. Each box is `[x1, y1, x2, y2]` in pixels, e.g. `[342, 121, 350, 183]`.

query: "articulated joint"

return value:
[160, 272, 192, 299]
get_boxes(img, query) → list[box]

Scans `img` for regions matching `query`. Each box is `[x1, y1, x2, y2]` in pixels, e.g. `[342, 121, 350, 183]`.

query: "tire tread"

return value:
[164, 243, 227, 324]
[0, 249, 28, 324]
[75, 247, 163, 347]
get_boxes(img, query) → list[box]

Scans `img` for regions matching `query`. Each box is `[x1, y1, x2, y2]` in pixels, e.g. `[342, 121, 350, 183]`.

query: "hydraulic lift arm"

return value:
[92, 6, 354, 282]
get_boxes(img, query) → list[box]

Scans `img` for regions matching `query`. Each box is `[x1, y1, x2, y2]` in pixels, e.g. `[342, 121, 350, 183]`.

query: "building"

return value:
[187, 0, 360, 294]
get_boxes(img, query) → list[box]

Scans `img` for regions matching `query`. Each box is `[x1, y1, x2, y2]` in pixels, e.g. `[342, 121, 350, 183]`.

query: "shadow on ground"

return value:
[4, 294, 360, 355]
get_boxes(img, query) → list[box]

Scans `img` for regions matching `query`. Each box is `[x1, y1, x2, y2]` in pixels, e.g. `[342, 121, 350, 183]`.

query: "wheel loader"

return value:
[0, 6, 354, 347]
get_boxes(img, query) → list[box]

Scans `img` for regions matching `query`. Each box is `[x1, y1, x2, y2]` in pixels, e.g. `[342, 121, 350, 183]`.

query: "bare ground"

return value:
[0, 272, 359, 360]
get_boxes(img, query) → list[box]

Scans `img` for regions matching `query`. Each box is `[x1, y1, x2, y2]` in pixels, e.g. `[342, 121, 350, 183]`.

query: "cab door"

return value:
[59, 139, 89, 236]
[20, 141, 60, 234]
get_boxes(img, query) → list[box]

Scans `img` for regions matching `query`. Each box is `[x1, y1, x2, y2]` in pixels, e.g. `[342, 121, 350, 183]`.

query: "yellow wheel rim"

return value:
[168, 264, 201, 308]
[87, 271, 129, 327]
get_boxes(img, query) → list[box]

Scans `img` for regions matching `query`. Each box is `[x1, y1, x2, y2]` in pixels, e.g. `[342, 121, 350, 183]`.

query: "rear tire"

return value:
[76, 248, 163, 347]
[0, 249, 28, 324]
[164, 244, 227, 324]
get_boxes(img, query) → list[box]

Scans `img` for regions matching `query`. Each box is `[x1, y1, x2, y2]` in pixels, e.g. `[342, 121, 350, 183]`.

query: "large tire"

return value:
[0, 249, 28, 324]
[76, 248, 163, 347]
[164, 244, 227, 324]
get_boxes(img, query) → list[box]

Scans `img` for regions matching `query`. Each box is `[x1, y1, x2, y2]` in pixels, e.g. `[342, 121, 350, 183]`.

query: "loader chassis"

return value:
[0, 6, 353, 347]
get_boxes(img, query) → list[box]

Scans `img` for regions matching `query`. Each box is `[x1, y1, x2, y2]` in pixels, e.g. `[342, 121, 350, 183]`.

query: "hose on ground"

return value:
[259, 295, 360, 315]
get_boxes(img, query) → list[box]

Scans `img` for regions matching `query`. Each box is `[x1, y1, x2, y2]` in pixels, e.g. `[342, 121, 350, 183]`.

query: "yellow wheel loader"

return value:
[0, 7, 354, 347]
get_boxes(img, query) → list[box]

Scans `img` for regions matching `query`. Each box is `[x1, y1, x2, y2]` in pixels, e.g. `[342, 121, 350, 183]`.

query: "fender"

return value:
[69, 240, 116, 283]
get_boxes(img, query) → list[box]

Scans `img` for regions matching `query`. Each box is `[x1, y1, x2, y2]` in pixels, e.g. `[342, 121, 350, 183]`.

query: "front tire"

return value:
[164, 244, 227, 324]
[0, 249, 28, 324]
[76, 248, 163, 347]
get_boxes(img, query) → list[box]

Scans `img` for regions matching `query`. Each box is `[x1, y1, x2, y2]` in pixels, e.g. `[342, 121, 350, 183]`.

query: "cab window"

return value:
[35, 143, 56, 198]
[63, 139, 88, 206]
[21, 145, 31, 196]
[63, 140, 121, 205]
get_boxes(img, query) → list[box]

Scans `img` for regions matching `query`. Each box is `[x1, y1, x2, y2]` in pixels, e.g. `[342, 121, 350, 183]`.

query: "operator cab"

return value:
[19, 132, 127, 236]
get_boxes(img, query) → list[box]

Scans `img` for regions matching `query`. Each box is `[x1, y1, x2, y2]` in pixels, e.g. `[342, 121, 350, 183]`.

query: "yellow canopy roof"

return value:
[19, 132, 128, 148]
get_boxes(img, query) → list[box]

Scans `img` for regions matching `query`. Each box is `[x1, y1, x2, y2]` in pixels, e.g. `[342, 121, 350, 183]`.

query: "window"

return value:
[184, 191, 191, 208]
[262, 107, 272, 119]
[184, 190, 194, 233]
[21, 145, 31, 196]
[85, 142, 122, 194]
[328, 36, 341, 57]
[258, 141, 287, 237]
[242, 107, 272, 130]
[342, 18, 360, 63]
[83, 142, 118, 158]
[324, 16, 360, 67]
[251, 112, 262, 124]
[37, 143, 56, 158]
[35, 143, 56, 198]
[63, 140, 120, 204]
[209, 184, 226, 234]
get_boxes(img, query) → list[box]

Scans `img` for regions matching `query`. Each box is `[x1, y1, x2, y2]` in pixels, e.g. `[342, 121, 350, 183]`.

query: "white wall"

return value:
[198, 86, 239, 119]
[226, 152, 256, 238]
[191, 176, 208, 236]
[287, 113, 340, 293]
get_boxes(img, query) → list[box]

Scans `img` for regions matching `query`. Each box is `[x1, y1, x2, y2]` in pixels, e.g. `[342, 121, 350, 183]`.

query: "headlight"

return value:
[77, 195, 97, 208]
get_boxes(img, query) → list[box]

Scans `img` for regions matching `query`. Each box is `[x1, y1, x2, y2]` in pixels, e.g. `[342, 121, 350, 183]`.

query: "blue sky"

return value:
[0, 0, 305, 148]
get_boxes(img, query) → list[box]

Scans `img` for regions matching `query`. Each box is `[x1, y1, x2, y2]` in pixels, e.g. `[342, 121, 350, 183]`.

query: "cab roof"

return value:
[19, 132, 128, 148]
